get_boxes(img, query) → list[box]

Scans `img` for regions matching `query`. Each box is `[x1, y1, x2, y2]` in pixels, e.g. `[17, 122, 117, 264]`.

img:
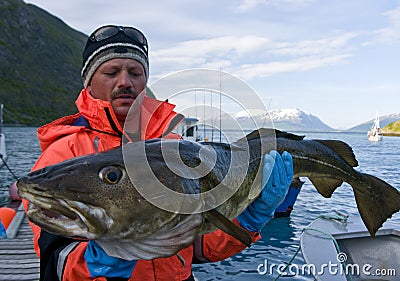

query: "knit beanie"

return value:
[81, 26, 149, 88]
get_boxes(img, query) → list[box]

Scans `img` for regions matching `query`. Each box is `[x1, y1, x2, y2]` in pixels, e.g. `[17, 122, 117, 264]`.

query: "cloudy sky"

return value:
[25, 0, 400, 129]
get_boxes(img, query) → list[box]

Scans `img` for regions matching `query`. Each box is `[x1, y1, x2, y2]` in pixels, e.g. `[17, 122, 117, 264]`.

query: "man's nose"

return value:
[117, 71, 132, 88]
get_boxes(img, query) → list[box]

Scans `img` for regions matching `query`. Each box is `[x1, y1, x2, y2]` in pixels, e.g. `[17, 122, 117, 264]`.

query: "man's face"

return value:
[87, 58, 147, 126]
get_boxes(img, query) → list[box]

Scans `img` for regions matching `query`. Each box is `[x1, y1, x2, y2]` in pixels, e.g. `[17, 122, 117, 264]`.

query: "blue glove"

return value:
[84, 240, 137, 278]
[0, 219, 6, 239]
[237, 150, 293, 232]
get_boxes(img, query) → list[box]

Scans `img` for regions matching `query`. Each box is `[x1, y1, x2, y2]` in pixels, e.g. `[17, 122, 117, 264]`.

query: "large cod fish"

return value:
[17, 129, 400, 260]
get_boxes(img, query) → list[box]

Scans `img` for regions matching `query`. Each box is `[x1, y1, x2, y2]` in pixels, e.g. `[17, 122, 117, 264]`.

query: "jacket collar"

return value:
[37, 89, 122, 151]
[76, 89, 123, 134]
[37, 89, 183, 152]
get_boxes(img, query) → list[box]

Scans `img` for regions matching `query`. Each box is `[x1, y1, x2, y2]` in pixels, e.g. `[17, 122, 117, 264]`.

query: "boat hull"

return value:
[300, 215, 399, 281]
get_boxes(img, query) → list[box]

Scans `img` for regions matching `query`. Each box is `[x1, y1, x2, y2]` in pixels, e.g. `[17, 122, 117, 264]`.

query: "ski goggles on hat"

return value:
[89, 25, 148, 54]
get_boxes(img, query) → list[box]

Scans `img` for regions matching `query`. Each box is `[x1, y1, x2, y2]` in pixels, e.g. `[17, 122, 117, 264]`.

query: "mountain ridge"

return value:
[382, 120, 400, 135]
[0, 0, 86, 125]
[348, 113, 400, 132]
[201, 108, 400, 132]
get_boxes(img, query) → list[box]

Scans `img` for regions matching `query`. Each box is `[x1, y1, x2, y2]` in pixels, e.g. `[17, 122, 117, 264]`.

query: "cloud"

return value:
[235, 0, 265, 13]
[364, 6, 400, 45]
[150, 32, 357, 80]
[233, 54, 352, 80]
[152, 35, 270, 60]
[375, 7, 400, 43]
[235, 0, 317, 13]
[269, 32, 357, 56]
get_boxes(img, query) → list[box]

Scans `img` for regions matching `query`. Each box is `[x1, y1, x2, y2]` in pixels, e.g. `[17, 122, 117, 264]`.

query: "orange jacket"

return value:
[24, 89, 260, 281]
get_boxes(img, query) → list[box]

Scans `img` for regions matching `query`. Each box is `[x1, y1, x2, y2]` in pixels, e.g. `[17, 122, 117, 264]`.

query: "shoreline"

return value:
[382, 132, 400, 137]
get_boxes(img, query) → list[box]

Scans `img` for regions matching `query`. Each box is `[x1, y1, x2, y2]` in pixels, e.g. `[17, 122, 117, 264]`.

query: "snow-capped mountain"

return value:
[232, 108, 333, 131]
[268, 108, 308, 121]
[201, 108, 333, 131]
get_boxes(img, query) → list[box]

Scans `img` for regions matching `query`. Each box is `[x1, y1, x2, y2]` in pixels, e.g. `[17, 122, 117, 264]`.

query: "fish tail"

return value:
[353, 173, 400, 237]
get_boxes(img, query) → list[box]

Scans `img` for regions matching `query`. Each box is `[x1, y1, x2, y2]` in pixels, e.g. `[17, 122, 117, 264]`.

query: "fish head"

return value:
[17, 146, 187, 241]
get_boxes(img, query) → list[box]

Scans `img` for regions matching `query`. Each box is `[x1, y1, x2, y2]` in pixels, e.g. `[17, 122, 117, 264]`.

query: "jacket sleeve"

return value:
[193, 218, 261, 263]
[24, 134, 102, 281]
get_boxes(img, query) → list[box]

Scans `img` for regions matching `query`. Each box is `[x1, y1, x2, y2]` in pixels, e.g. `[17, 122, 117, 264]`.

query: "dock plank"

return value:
[0, 203, 39, 281]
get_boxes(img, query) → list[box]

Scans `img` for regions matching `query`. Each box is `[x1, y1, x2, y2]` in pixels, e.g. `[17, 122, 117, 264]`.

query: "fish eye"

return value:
[99, 166, 124, 185]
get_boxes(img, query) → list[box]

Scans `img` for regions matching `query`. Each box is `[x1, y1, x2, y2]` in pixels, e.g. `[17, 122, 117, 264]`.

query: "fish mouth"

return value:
[21, 191, 112, 239]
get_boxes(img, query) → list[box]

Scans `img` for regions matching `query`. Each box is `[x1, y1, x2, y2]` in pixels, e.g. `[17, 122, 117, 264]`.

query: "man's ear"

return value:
[86, 85, 92, 95]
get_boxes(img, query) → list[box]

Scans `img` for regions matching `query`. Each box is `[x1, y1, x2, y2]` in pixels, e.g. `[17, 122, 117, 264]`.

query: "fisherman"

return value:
[23, 25, 294, 281]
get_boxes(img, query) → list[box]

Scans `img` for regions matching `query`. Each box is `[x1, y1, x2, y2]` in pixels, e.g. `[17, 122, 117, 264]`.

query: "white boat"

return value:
[300, 213, 399, 281]
[367, 113, 383, 142]
[175, 117, 203, 142]
[0, 104, 7, 167]
[175, 118, 225, 142]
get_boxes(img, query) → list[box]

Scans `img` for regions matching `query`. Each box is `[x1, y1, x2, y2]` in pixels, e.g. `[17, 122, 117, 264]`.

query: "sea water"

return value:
[0, 127, 399, 280]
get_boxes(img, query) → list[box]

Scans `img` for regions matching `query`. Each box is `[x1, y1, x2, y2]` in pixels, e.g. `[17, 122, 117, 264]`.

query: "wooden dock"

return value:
[0, 203, 39, 281]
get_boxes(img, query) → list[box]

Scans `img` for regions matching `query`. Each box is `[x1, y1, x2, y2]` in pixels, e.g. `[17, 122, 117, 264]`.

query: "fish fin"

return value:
[315, 140, 358, 167]
[237, 128, 304, 143]
[96, 213, 203, 260]
[205, 209, 252, 247]
[354, 173, 400, 237]
[309, 177, 343, 198]
[273, 129, 305, 141]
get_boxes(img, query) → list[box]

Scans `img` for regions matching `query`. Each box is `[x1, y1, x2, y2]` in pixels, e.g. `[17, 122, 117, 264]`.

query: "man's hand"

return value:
[237, 150, 293, 232]
[85, 240, 137, 278]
